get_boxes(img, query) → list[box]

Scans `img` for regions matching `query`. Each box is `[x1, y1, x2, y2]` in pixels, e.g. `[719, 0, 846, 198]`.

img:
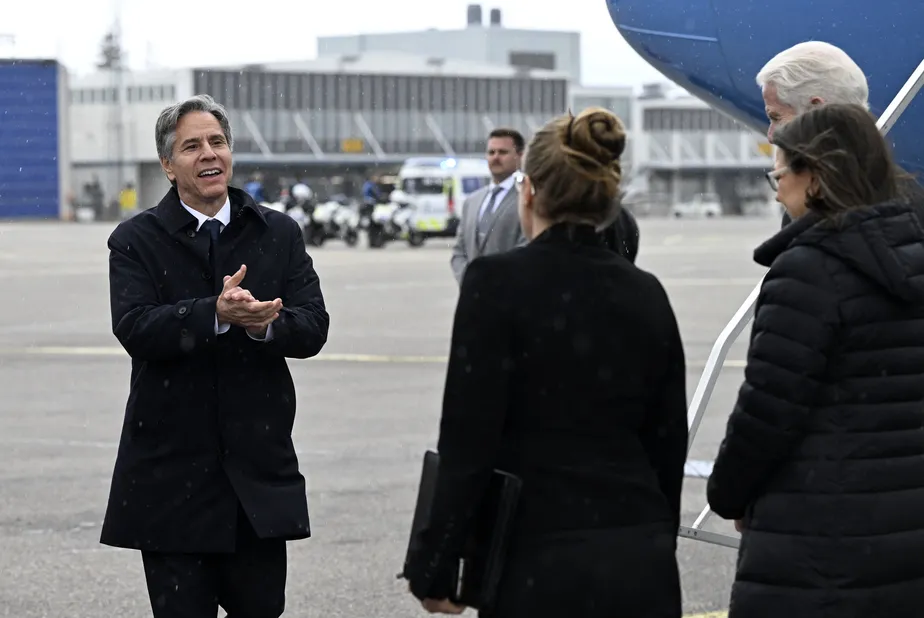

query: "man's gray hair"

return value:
[756, 41, 869, 113]
[155, 94, 233, 161]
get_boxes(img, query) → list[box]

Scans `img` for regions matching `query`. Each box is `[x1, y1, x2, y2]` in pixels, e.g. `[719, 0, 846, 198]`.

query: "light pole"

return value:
[109, 0, 125, 212]
[0, 34, 15, 56]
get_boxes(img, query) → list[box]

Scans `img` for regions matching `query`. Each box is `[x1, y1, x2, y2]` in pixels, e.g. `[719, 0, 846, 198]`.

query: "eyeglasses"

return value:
[513, 170, 526, 190]
[766, 167, 789, 191]
[513, 170, 535, 196]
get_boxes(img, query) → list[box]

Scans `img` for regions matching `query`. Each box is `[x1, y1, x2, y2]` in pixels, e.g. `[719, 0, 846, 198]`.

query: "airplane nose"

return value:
[604, 0, 765, 132]
[607, 0, 924, 175]
[606, 0, 718, 44]
[605, 0, 730, 95]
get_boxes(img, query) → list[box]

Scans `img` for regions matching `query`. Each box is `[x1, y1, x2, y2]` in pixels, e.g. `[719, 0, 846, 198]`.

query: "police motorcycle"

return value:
[390, 190, 415, 240]
[283, 183, 346, 247]
[259, 182, 292, 214]
[311, 195, 361, 247]
[280, 183, 325, 246]
[364, 189, 414, 249]
[327, 195, 361, 247]
[260, 201, 287, 213]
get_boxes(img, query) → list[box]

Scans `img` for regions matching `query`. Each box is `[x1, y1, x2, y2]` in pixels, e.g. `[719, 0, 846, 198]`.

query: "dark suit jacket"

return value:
[405, 222, 688, 603]
[100, 186, 329, 554]
[600, 207, 640, 263]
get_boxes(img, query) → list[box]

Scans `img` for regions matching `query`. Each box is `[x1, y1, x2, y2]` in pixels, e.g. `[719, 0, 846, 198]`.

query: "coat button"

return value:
[180, 328, 189, 337]
[178, 307, 187, 315]
[201, 272, 212, 280]
[186, 230, 195, 238]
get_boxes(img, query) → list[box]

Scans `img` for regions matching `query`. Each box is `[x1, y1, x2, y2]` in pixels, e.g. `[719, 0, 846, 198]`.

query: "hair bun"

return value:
[568, 107, 627, 165]
[520, 107, 628, 227]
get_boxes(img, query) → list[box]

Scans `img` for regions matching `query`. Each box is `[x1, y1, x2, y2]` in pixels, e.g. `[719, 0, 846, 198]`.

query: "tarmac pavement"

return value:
[0, 214, 779, 617]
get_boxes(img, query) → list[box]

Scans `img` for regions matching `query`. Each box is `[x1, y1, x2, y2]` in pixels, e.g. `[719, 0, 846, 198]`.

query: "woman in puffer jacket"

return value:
[707, 103, 924, 618]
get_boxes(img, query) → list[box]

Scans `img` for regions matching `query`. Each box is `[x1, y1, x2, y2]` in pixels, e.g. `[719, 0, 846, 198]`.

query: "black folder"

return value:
[399, 449, 522, 610]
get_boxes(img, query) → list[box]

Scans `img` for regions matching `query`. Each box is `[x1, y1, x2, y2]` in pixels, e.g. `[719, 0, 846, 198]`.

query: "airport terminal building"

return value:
[67, 52, 569, 208]
[61, 4, 774, 216]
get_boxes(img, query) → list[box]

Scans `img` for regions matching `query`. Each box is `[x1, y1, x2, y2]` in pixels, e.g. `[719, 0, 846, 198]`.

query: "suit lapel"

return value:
[477, 188, 517, 253]
[466, 187, 489, 258]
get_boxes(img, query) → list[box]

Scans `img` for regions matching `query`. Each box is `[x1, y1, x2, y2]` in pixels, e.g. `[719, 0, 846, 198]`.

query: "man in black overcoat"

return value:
[599, 206, 640, 263]
[100, 94, 330, 618]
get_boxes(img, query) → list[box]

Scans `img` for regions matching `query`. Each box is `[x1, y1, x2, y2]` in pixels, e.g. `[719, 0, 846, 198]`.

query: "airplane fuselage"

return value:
[606, 0, 924, 174]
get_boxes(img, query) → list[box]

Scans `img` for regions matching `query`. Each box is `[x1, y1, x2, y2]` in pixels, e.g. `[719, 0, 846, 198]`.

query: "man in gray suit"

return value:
[450, 128, 527, 285]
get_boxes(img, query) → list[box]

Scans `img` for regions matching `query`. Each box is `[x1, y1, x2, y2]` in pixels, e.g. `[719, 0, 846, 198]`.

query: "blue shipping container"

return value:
[0, 59, 62, 218]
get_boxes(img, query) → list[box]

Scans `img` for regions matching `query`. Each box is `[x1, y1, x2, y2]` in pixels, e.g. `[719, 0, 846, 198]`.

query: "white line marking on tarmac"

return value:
[0, 345, 747, 368]
[661, 234, 684, 245]
[68, 547, 126, 554]
[0, 436, 333, 457]
[342, 281, 447, 291]
[659, 278, 760, 287]
[0, 268, 106, 279]
[342, 277, 764, 289]
[0, 437, 119, 449]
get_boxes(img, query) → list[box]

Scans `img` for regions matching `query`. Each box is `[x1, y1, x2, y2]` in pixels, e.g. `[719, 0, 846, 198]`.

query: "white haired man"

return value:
[757, 41, 923, 226]
[757, 41, 870, 226]
[758, 41, 869, 144]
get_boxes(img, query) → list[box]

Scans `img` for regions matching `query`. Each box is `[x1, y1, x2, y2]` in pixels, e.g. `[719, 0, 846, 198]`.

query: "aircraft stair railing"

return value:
[679, 56, 924, 551]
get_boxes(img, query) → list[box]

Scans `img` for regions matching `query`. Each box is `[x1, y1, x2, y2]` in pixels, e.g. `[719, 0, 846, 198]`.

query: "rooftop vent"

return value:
[467, 4, 482, 26]
[490, 8, 502, 26]
[639, 82, 666, 99]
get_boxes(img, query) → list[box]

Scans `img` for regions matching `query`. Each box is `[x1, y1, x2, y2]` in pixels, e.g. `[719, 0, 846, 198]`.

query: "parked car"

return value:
[670, 194, 722, 218]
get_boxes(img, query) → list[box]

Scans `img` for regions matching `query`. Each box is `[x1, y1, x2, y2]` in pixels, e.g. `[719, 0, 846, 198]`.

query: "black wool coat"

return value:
[100, 186, 329, 553]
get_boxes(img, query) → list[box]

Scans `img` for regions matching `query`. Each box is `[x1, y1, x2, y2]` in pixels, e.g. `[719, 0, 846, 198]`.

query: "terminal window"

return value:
[509, 52, 556, 72]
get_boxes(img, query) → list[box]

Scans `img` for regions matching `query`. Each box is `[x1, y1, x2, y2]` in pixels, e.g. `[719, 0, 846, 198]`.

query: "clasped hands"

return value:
[216, 265, 282, 338]
[406, 584, 464, 615]
[419, 599, 464, 615]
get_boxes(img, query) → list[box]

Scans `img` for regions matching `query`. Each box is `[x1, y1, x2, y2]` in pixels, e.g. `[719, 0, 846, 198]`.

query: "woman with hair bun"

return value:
[404, 107, 687, 618]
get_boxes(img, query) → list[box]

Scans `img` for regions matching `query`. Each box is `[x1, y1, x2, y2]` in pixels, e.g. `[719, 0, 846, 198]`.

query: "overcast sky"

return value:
[5, 0, 664, 86]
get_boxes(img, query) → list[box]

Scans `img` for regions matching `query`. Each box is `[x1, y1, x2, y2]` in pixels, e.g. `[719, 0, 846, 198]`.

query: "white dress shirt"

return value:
[181, 198, 274, 342]
[478, 172, 516, 220]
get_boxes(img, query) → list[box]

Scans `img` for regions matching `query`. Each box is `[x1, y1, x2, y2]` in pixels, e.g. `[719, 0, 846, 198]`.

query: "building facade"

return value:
[628, 89, 775, 213]
[67, 53, 570, 208]
[193, 53, 569, 163]
[318, 4, 581, 83]
[68, 68, 192, 210]
[62, 26, 774, 217]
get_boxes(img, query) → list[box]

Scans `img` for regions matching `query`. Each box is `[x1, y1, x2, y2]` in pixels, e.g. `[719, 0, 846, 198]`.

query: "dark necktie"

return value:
[477, 186, 504, 243]
[201, 219, 222, 273]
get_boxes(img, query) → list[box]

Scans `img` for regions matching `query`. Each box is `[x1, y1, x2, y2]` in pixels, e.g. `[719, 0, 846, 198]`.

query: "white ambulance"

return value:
[396, 157, 492, 243]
